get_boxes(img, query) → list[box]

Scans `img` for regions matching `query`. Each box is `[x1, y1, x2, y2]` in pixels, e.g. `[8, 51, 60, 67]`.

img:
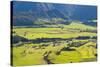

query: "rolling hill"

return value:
[12, 1, 97, 26]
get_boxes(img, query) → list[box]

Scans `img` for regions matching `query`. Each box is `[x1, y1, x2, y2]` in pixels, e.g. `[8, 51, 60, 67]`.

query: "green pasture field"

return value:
[13, 27, 96, 39]
[12, 23, 97, 66]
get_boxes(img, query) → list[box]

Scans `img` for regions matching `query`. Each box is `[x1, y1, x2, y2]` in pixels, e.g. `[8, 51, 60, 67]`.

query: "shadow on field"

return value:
[12, 35, 97, 46]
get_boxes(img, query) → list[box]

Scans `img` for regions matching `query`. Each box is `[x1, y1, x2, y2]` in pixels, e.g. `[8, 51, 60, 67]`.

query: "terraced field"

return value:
[11, 1, 97, 66]
[12, 23, 97, 66]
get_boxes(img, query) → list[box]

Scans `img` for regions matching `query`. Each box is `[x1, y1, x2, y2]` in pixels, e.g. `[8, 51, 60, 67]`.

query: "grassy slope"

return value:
[12, 22, 97, 66]
[13, 23, 96, 39]
[12, 41, 97, 66]
[64, 22, 96, 30]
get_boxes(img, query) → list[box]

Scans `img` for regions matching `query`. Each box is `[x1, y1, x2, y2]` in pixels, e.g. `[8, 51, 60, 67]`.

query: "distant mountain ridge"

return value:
[12, 1, 97, 26]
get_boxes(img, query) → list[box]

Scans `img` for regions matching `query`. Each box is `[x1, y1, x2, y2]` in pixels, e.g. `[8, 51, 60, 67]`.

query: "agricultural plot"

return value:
[11, 1, 97, 66]
[12, 24, 97, 66]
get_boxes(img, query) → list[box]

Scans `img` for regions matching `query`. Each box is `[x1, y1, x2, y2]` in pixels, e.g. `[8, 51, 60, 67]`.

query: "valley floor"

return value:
[12, 26, 97, 66]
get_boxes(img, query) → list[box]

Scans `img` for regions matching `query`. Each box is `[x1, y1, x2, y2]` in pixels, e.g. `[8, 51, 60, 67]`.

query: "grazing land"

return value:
[12, 23, 97, 66]
[11, 1, 97, 66]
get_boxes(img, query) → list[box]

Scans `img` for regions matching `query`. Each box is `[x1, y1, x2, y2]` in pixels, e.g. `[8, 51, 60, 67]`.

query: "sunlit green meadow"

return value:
[12, 23, 97, 66]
